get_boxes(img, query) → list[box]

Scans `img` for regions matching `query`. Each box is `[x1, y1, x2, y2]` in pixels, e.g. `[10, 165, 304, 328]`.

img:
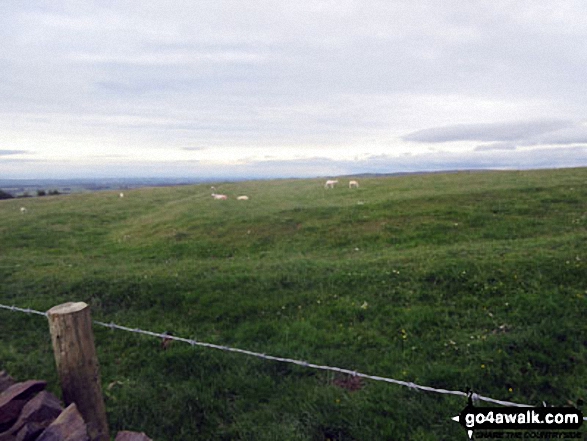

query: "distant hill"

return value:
[0, 177, 208, 197]
[0, 169, 499, 195]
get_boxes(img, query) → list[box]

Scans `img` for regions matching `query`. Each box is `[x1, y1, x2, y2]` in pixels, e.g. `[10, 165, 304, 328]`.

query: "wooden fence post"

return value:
[47, 302, 109, 441]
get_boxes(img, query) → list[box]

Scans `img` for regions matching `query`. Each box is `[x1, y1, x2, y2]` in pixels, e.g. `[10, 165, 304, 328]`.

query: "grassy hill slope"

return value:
[1, 168, 586, 440]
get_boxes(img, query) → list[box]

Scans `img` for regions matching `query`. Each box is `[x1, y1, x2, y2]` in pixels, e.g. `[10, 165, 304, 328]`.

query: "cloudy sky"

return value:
[2, 1, 587, 179]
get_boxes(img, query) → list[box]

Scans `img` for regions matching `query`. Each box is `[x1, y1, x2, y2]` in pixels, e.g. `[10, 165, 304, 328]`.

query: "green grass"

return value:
[1, 168, 586, 440]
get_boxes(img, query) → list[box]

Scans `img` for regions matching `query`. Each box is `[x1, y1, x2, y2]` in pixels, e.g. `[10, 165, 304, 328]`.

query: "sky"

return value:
[1, 1, 587, 180]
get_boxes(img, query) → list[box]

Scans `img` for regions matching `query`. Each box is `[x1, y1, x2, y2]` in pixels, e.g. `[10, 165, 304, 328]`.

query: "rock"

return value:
[0, 381, 47, 428]
[36, 404, 89, 441]
[0, 399, 27, 432]
[0, 391, 63, 440]
[15, 421, 51, 441]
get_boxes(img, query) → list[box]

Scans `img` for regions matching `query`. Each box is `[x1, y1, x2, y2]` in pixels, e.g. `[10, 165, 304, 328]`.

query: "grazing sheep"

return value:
[119, 192, 124, 198]
[211, 186, 228, 200]
[20, 207, 27, 214]
[237, 196, 249, 201]
[349, 180, 359, 188]
[324, 179, 339, 189]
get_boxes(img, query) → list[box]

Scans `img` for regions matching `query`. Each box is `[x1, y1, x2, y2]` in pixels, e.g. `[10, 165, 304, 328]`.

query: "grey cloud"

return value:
[2, 2, 587, 179]
[0, 149, 28, 156]
[358, 146, 587, 173]
[474, 143, 518, 152]
[403, 120, 572, 143]
[532, 125, 587, 145]
[4, 1, 586, 114]
[88, 154, 128, 159]
[474, 123, 587, 150]
[0, 158, 40, 166]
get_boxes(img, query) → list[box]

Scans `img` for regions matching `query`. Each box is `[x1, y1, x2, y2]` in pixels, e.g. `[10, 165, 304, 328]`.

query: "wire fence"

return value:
[1, 302, 585, 419]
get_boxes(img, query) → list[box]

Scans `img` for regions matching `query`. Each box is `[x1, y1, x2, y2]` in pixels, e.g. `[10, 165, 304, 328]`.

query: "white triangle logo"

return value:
[451, 414, 473, 439]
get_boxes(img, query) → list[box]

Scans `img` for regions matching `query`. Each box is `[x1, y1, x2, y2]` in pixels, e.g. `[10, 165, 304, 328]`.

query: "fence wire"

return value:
[2, 302, 585, 418]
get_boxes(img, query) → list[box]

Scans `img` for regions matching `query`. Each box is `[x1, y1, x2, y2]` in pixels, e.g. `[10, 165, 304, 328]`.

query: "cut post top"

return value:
[47, 302, 88, 316]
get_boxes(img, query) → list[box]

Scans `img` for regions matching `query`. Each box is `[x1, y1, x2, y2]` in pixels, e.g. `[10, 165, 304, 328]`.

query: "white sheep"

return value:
[237, 196, 249, 201]
[211, 186, 228, 200]
[324, 179, 338, 189]
[20, 207, 27, 214]
[119, 192, 124, 198]
[349, 180, 359, 188]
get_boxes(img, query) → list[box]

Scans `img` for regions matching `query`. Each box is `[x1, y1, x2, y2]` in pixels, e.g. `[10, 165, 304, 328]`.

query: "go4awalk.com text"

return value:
[452, 404, 584, 439]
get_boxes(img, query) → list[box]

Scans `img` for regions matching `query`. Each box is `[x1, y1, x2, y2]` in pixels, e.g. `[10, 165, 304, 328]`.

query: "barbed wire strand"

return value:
[0, 304, 49, 317]
[2, 303, 585, 419]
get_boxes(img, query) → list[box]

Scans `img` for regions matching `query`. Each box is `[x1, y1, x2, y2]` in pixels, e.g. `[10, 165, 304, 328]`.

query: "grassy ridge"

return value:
[1, 168, 586, 440]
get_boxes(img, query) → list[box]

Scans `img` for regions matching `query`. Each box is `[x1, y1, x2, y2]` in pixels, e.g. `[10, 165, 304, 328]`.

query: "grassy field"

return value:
[1, 168, 586, 440]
